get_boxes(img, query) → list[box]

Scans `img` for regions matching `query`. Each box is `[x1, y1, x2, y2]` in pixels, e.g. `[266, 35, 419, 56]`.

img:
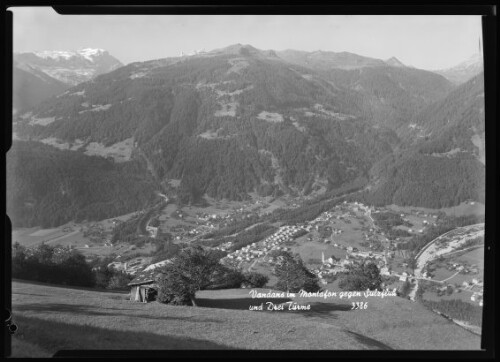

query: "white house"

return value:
[380, 266, 391, 276]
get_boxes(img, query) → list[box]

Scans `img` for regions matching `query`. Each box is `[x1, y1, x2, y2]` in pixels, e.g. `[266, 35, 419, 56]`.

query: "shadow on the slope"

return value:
[345, 330, 393, 350]
[195, 297, 352, 320]
[293, 302, 353, 318]
[13, 292, 50, 297]
[14, 303, 222, 324]
[12, 314, 235, 355]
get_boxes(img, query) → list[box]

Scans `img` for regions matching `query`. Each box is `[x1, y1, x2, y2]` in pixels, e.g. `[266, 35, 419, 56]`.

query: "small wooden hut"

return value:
[128, 269, 162, 303]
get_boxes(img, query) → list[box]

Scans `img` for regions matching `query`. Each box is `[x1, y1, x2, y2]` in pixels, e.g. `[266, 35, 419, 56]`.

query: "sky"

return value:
[10, 7, 483, 70]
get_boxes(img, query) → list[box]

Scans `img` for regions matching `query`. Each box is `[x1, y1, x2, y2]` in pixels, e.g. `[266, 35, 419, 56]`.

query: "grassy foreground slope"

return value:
[10, 281, 480, 356]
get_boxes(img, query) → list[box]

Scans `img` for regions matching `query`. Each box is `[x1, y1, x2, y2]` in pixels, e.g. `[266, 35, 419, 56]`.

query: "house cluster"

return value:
[187, 224, 216, 237]
[312, 253, 348, 283]
[111, 218, 123, 227]
[462, 278, 484, 306]
[347, 249, 387, 270]
[398, 271, 413, 282]
[82, 223, 108, 243]
[196, 212, 229, 222]
[108, 257, 150, 275]
[445, 262, 480, 275]
[311, 249, 390, 285]
[213, 241, 234, 252]
[220, 225, 305, 266]
[146, 225, 158, 238]
[470, 291, 484, 306]
[314, 247, 390, 283]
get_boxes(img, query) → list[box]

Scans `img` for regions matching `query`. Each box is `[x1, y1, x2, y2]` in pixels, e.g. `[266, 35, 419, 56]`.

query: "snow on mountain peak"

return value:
[77, 48, 107, 61]
[33, 48, 107, 62]
[34, 50, 76, 60]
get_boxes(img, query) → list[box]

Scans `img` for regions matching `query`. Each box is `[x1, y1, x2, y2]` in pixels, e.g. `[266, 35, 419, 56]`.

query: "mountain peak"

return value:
[385, 57, 406, 67]
[14, 48, 123, 86]
[76, 48, 108, 61]
[210, 43, 261, 56]
[30, 48, 110, 63]
[434, 53, 483, 85]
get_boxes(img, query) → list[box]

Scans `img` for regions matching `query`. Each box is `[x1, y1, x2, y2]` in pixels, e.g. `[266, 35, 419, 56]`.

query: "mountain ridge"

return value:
[14, 48, 124, 85]
[9, 44, 484, 226]
[433, 53, 483, 85]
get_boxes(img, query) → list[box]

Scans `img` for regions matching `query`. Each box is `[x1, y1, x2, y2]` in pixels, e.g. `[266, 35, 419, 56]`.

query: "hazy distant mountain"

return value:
[13, 62, 69, 113]
[14, 48, 124, 86]
[276, 49, 388, 70]
[384, 57, 406, 67]
[434, 53, 483, 85]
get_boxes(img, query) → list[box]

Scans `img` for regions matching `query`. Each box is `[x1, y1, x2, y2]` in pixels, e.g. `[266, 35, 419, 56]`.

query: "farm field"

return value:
[453, 246, 484, 269]
[11, 210, 152, 260]
[422, 289, 476, 303]
[10, 280, 480, 356]
[12, 211, 138, 248]
[386, 202, 485, 219]
[421, 245, 484, 305]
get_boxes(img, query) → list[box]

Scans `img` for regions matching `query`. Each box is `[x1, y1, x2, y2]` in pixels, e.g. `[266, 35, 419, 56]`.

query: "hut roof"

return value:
[128, 269, 165, 286]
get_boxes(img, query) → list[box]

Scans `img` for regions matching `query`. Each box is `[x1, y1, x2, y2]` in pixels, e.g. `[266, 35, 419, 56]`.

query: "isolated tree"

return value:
[273, 251, 321, 293]
[157, 246, 228, 306]
[339, 261, 383, 291]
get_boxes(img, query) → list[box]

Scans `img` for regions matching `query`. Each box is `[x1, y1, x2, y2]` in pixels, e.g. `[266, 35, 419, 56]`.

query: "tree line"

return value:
[13, 243, 133, 290]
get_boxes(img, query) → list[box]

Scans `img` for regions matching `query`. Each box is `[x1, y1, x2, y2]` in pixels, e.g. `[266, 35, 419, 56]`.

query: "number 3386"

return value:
[351, 302, 368, 310]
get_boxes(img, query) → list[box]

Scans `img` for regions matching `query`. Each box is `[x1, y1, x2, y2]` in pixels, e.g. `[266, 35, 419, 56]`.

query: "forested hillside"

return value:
[409, 73, 485, 157]
[13, 65, 69, 113]
[10, 44, 484, 215]
[319, 66, 453, 131]
[13, 45, 415, 204]
[362, 73, 486, 208]
[7, 141, 158, 228]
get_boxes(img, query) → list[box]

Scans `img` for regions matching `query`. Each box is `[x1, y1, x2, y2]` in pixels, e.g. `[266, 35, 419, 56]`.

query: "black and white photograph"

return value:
[5, 6, 495, 356]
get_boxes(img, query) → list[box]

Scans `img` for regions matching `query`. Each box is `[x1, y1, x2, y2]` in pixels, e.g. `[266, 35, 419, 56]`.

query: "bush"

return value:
[205, 266, 245, 290]
[107, 272, 134, 290]
[242, 272, 269, 288]
[156, 273, 194, 305]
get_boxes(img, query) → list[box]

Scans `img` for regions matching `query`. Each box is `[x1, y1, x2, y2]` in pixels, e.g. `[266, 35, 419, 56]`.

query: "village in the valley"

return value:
[12, 190, 485, 308]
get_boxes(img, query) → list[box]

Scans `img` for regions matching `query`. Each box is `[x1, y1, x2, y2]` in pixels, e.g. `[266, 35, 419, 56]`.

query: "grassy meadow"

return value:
[9, 280, 481, 356]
